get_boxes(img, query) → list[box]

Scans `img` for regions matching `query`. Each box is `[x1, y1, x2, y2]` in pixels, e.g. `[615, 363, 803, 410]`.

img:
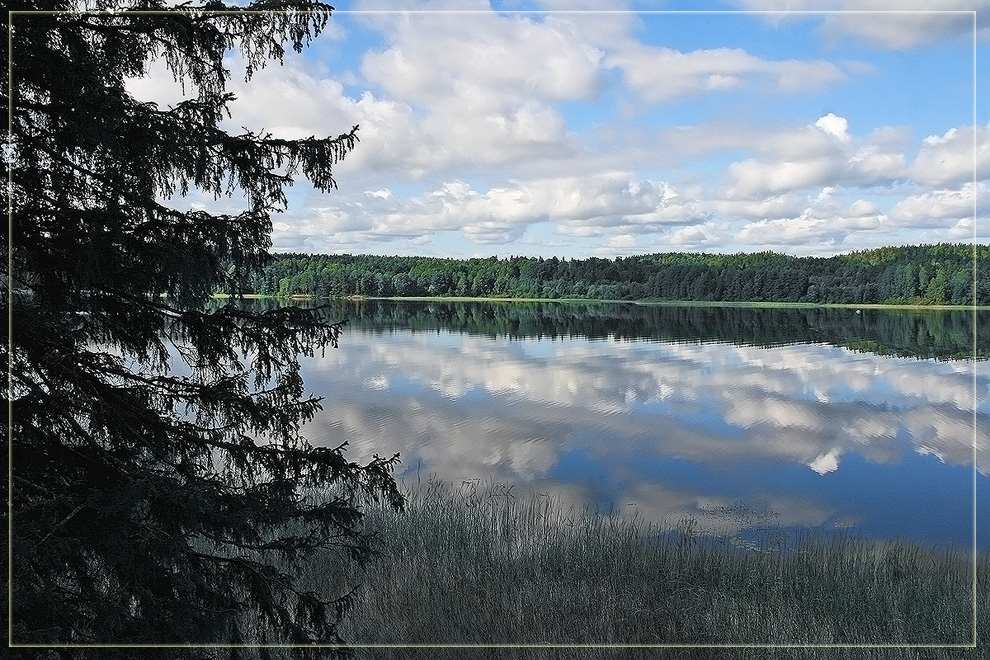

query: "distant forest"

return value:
[241, 243, 990, 306]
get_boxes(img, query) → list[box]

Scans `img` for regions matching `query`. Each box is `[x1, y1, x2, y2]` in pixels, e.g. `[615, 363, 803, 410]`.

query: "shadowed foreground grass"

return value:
[307, 479, 987, 659]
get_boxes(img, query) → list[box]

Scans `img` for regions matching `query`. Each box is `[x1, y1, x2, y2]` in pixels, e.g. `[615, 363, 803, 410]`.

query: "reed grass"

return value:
[303, 478, 987, 659]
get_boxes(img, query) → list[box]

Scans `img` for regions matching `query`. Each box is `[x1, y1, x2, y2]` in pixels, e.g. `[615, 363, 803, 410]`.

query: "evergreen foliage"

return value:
[7, 1, 402, 655]
[250, 244, 990, 306]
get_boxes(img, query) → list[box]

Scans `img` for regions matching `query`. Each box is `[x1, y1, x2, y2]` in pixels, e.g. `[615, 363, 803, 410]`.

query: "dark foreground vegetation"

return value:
[248, 244, 990, 306]
[310, 480, 988, 659]
[10, 2, 402, 656]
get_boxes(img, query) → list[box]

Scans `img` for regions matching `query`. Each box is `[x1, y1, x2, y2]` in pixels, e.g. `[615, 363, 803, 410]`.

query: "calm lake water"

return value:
[280, 300, 989, 549]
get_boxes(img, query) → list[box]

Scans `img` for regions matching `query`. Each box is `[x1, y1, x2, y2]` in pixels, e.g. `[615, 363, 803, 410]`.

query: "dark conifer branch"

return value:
[9, 1, 400, 655]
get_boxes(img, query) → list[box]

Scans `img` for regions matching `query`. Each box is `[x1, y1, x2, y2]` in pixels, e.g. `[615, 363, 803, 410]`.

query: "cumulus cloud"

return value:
[727, 157, 840, 197]
[270, 169, 744, 254]
[310, 173, 703, 248]
[675, 117, 987, 252]
[180, 52, 432, 181]
[815, 112, 850, 142]
[733, 186, 888, 249]
[667, 222, 730, 249]
[601, 233, 638, 252]
[820, 1, 989, 49]
[733, 0, 990, 48]
[947, 216, 990, 240]
[204, 42, 580, 180]
[911, 123, 990, 186]
[124, 57, 190, 107]
[722, 114, 909, 198]
[714, 193, 811, 221]
[888, 182, 990, 227]
[353, 10, 600, 173]
[361, 14, 604, 107]
[659, 120, 911, 170]
[130, 15, 587, 185]
[544, 173, 671, 221]
[605, 44, 846, 104]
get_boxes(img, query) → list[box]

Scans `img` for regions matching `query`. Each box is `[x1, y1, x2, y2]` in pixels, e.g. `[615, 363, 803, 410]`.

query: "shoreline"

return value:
[212, 293, 990, 311]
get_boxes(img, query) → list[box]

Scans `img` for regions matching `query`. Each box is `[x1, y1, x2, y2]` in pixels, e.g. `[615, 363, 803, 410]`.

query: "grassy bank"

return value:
[304, 479, 987, 659]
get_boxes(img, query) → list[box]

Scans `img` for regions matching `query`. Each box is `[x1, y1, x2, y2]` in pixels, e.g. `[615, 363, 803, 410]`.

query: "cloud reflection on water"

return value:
[300, 328, 987, 544]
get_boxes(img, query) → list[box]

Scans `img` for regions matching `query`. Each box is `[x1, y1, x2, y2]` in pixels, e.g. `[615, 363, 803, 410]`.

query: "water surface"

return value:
[285, 300, 988, 549]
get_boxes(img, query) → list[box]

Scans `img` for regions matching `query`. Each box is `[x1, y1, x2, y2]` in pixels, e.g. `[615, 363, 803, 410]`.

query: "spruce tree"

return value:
[6, 1, 403, 655]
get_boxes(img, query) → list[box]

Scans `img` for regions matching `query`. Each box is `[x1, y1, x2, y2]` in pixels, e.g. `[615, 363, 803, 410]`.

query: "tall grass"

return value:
[303, 479, 987, 659]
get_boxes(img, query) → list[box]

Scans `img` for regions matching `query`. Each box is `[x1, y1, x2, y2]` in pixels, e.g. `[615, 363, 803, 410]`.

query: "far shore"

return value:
[211, 292, 990, 311]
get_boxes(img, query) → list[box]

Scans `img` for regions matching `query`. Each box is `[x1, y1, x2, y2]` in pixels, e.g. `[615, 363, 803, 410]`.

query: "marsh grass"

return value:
[302, 479, 986, 658]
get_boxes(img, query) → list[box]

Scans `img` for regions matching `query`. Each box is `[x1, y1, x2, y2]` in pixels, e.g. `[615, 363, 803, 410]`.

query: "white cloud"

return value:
[657, 120, 911, 170]
[911, 123, 990, 186]
[199, 53, 431, 180]
[211, 44, 579, 180]
[314, 207, 369, 233]
[273, 171, 737, 252]
[668, 223, 718, 247]
[734, 0, 990, 48]
[360, 11, 604, 109]
[733, 187, 888, 248]
[947, 215, 990, 240]
[320, 173, 700, 247]
[346, 10, 618, 176]
[605, 44, 846, 104]
[714, 194, 808, 221]
[722, 115, 909, 198]
[727, 157, 840, 197]
[601, 233, 637, 251]
[737, 216, 840, 247]
[849, 144, 907, 182]
[544, 173, 670, 221]
[124, 57, 191, 107]
[821, 1, 988, 49]
[888, 182, 990, 227]
[815, 113, 850, 142]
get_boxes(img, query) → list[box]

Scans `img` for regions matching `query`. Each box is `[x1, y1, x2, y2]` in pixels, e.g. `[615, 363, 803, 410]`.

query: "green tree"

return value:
[7, 1, 402, 655]
[925, 262, 949, 304]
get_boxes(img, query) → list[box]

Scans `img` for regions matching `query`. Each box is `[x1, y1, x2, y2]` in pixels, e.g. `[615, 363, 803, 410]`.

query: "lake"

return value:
[276, 299, 989, 550]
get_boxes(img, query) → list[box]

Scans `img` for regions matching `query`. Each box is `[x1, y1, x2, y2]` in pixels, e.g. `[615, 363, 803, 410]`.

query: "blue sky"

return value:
[132, 0, 990, 258]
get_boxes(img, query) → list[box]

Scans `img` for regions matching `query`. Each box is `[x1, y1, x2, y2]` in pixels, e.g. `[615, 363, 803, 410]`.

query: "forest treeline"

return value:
[242, 243, 990, 306]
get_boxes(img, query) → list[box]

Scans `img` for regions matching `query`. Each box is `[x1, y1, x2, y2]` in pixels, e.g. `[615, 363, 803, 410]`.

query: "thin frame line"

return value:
[6, 5, 982, 651]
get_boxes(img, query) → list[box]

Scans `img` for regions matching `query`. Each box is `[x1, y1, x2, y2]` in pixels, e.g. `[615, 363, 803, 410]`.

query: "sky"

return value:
[130, 0, 990, 259]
